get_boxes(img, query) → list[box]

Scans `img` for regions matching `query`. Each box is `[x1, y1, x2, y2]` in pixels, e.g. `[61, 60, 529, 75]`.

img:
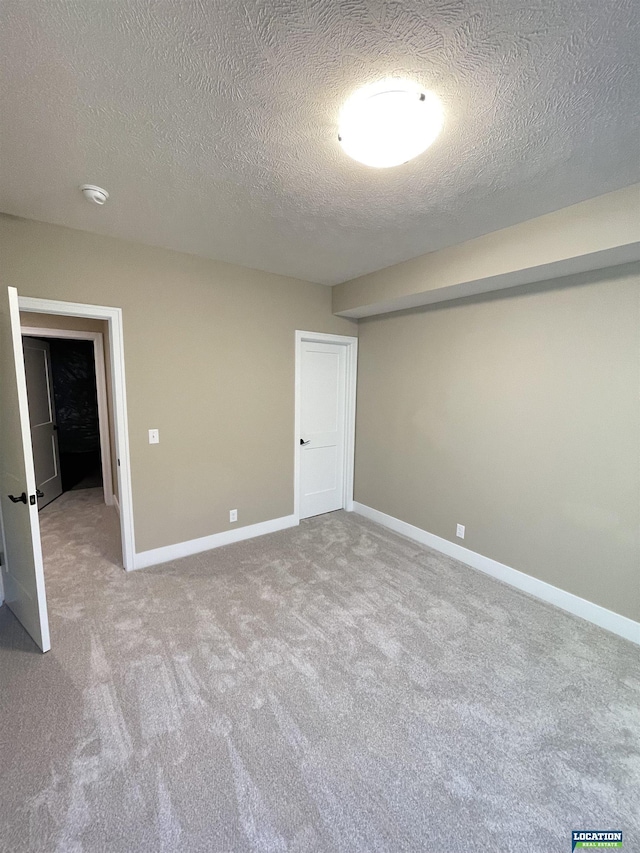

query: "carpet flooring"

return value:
[69, 470, 103, 491]
[0, 488, 638, 853]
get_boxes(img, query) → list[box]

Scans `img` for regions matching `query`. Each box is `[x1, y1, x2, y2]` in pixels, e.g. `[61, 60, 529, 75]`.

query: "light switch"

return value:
[148, 429, 159, 444]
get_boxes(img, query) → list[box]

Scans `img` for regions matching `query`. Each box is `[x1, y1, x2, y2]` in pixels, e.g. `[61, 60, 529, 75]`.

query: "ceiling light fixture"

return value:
[338, 79, 444, 168]
[80, 184, 109, 205]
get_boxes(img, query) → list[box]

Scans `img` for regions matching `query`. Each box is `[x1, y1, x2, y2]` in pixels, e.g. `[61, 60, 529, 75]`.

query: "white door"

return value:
[22, 337, 63, 510]
[0, 287, 51, 652]
[299, 341, 347, 519]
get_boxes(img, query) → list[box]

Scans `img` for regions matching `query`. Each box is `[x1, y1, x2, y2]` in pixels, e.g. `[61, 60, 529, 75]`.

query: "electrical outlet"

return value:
[456, 523, 465, 539]
[229, 509, 238, 523]
[148, 428, 159, 444]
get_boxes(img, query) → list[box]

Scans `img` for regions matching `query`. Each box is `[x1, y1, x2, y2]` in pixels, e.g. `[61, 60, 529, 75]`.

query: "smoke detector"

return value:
[80, 184, 109, 205]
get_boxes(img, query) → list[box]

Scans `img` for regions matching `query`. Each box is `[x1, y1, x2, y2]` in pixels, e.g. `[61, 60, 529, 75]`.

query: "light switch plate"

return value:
[148, 429, 159, 444]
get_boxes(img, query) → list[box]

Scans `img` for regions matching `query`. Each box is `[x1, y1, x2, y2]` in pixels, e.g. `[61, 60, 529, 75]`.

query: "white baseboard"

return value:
[353, 502, 640, 646]
[133, 514, 298, 571]
[112, 494, 120, 516]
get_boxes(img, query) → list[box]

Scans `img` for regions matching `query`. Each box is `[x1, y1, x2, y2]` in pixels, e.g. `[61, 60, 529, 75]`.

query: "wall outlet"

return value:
[148, 428, 159, 444]
[229, 509, 238, 523]
[456, 523, 465, 539]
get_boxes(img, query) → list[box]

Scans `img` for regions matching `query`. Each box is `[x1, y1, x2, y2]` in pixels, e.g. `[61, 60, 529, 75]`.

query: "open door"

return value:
[22, 337, 63, 509]
[0, 286, 50, 652]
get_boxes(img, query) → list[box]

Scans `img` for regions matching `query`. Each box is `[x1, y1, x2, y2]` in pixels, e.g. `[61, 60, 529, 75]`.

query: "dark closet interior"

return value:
[49, 338, 103, 491]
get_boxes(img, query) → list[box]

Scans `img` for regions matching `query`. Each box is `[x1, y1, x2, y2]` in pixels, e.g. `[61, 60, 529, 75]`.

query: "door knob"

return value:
[300, 439, 310, 446]
[8, 492, 27, 504]
[36, 489, 44, 498]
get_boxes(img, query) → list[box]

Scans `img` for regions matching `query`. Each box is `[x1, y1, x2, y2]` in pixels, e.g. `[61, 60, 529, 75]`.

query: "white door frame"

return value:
[294, 330, 358, 522]
[18, 297, 135, 571]
[21, 327, 114, 510]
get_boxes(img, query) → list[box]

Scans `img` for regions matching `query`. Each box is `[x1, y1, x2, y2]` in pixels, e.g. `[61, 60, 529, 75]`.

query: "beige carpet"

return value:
[0, 488, 638, 852]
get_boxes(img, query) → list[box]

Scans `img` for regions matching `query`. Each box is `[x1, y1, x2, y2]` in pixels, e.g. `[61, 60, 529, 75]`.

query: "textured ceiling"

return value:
[1, 0, 638, 285]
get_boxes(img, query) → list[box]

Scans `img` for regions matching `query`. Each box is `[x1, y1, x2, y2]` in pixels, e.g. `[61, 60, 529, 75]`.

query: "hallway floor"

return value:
[0, 489, 638, 852]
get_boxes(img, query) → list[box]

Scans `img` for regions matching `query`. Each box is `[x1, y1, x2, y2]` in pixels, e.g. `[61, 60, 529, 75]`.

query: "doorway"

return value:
[21, 327, 115, 511]
[0, 290, 135, 650]
[18, 295, 135, 572]
[295, 330, 358, 520]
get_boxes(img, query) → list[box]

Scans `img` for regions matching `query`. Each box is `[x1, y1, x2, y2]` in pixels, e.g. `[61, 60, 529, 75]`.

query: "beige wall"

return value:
[19, 311, 117, 498]
[1, 215, 355, 553]
[20, 312, 105, 333]
[333, 184, 640, 317]
[4, 213, 637, 622]
[355, 264, 640, 621]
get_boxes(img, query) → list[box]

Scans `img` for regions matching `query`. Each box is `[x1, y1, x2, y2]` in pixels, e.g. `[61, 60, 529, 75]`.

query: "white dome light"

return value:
[338, 79, 444, 168]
